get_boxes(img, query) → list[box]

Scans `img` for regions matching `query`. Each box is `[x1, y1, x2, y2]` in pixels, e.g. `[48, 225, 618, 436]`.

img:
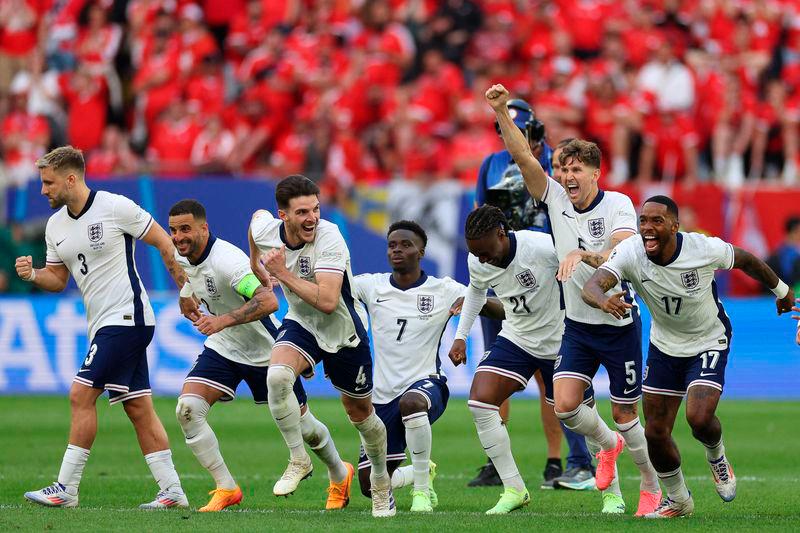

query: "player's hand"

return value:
[485, 84, 510, 111]
[15, 255, 34, 280]
[194, 314, 229, 335]
[557, 250, 585, 281]
[776, 289, 794, 315]
[449, 297, 465, 316]
[448, 339, 467, 366]
[180, 295, 202, 322]
[262, 245, 287, 277]
[599, 291, 633, 319]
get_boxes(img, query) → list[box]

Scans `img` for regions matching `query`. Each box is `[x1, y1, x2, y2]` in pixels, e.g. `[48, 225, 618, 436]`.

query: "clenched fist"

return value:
[485, 84, 510, 110]
[15, 255, 34, 281]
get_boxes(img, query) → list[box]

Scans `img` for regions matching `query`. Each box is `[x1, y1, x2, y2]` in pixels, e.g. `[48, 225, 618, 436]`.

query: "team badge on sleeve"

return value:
[417, 294, 434, 314]
[205, 276, 218, 295]
[680, 269, 700, 289]
[299, 256, 311, 276]
[88, 223, 103, 242]
[516, 269, 537, 288]
[588, 218, 605, 238]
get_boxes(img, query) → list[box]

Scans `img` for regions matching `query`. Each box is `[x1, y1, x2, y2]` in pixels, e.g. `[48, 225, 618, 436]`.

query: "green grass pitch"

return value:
[1, 396, 798, 531]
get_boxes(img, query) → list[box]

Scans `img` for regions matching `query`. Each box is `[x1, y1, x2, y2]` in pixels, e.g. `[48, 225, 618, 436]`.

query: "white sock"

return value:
[176, 395, 236, 490]
[57, 444, 90, 496]
[657, 467, 690, 503]
[587, 438, 621, 497]
[616, 418, 659, 493]
[704, 437, 725, 462]
[144, 449, 183, 493]
[352, 411, 389, 488]
[402, 412, 431, 492]
[267, 365, 309, 462]
[300, 408, 348, 483]
[391, 465, 414, 489]
[469, 400, 525, 492]
[557, 404, 617, 450]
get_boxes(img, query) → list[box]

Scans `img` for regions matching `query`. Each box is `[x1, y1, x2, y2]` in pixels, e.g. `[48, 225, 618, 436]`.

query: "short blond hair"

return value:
[36, 146, 85, 177]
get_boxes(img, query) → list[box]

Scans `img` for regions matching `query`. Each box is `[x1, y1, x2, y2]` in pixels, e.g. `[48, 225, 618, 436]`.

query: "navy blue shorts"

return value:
[274, 319, 373, 399]
[358, 375, 449, 470]
[185, 347, 307, 405]
[73, 325, 154, 405]
[642, 343, 728, 397]
[479, 336, 594, 405]
[554, 318, 643, 405]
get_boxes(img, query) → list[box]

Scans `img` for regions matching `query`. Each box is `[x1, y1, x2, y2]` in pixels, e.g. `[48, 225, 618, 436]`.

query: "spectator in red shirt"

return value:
[177, 4, 219, 77]
[751, 78, 799, 184]
[190, 114, 235, 173]
[146, 100, 201, 176]
[75, 2, 123, 76]
[61, 64, 108, 152]
[225, 0, 269, 63]
[86, 125, 141, 177]
[0, 80, 50, 185]
[185, 52, 226, 118]
[132, 18, 182, 132]
[638, 110, 700, 184]
[0, 0, 45, 96]
[710, 73, 756, 187]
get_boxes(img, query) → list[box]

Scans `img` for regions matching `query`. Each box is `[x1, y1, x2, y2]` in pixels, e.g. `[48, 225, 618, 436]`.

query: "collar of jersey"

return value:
[279, 223, 305, 251]
[68, 190, 97, 220]
[190, 234, 216, 266]
[573, 189, 604, 214]
[389, 271, 428, 291]
[497, 232, 517, 269]
[649, 232, 683, 267]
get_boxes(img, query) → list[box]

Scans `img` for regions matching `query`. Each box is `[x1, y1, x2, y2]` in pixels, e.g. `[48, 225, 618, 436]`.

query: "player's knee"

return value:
[267, 364, 296, 399]
[344, 397, 372, 423]
[398, 392, 428, 417]
[685, 409, 713, 434]
[554, 399, 581, 418]
[175, 394, 210, 437]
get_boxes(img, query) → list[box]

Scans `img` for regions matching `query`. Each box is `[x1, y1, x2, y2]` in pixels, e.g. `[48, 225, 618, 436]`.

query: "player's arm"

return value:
[581, 268, 632, 319]
[15, 256, 69, 292]
[557, 231, 636, 281]
[732, 246, 794, 314]
[486, 83, 548, 201]
[449, 296, 505, 320]
[448, 283, 488, 366]
[194, 276, 278, 335]
[262, 244, 342, 314]
[141, 221, 200, 320]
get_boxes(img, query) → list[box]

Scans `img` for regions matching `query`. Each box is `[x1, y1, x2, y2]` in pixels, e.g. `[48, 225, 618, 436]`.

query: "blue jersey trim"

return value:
[190, 234, 217, 266]
[574, 189, 605, 214]
[711, 280, 733, 341]
[340, 273, 370, 343]
[279, 223, 305, 251]
[68, 190, 96, 220]
[498, 232, 518, 269]
[124, 234, 145, 325]
[389, 271, 428, 291]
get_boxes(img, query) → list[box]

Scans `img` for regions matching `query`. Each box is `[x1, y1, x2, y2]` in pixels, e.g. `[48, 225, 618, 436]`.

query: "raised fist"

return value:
[485, 84, 510, 110]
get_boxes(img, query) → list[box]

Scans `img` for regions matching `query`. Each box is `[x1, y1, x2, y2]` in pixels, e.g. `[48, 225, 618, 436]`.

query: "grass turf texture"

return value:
[1, 396, 798, 532]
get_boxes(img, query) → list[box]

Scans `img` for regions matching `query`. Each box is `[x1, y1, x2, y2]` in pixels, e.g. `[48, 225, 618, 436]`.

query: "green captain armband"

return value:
[235, 274, 262, 298]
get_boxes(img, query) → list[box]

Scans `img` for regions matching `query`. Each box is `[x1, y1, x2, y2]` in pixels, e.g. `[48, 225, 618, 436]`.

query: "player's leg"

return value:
[358, 459, 404, 498]
[396, 376, 448, 512]
[327, 341, 394, 518]
[641, 345, 694, 518]
[603, 325, 660, 513]
[266, 321, 317, 496]
[468, 316, 505, 488]
[24, 381, 103, 507]
[535, 370, 564, 489]
[293, 378, 353, 510]
[685, 349, 735, 502]
[177, 348, 242, 511]
[356, 397, 409, 500]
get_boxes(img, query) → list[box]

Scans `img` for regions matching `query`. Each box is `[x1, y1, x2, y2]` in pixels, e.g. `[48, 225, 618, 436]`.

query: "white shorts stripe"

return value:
[401, 411, 429, 423]
[109, 388, 152, 405]
[687, 380, 723, 392]
[332, 384, 372, 399]
[475, 366, 528, 388]
[104, 383, 130, 393]
[73, 376, 94, 387]
[642, 385, 686, 397]
[609, 394, 641, 404]
[467, 400, 498, 411]
[184, 377, 236, 399]
[273, 341, 316, 378]
[553, 371, 593, 385]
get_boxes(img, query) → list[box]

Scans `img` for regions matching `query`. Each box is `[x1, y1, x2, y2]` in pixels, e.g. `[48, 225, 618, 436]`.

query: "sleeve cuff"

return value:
[136, 216, 154, 240]
[599, 264, 621, 282]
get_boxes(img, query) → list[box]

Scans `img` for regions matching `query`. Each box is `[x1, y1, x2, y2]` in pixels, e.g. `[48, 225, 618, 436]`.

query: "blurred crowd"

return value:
[1, 0, 800, 195]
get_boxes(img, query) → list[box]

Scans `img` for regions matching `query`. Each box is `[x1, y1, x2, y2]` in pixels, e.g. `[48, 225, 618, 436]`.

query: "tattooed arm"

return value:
[581, 267, 632, 319]
[194, 286, 279, 335]
[557, 231, 635, 281]
[733, 246, 794, 314]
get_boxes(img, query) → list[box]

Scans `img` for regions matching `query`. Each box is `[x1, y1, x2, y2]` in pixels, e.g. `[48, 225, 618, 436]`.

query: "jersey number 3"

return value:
[77, 253, 89, 275]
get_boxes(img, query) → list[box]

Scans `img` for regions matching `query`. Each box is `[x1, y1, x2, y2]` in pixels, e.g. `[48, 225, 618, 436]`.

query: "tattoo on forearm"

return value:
[598, 272, 618, 292]
[583, 253, 605, 268]
[229, 297, 263, 325]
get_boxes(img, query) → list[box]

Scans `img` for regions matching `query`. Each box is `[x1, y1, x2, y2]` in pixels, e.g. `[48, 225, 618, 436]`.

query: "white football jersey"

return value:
[542, 176, 639, 326]
[250, 210, 368, 353]
[45, 190, 156, 340]
[176, 236, 279, 366]
[465, 231, 565, 358]
[601, 232, 734, 357]
[354, 272, 465, 404]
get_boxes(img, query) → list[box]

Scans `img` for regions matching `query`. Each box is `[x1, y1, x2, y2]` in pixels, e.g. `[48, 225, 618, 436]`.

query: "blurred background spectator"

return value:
[767, 216, 800, 292]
